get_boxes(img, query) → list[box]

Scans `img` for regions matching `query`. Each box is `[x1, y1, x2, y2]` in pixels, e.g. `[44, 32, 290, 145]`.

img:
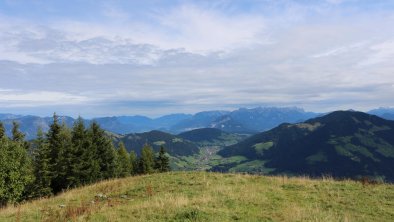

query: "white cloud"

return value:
[150, 4, 267, 52]
[312, 41, 368, 58]
[0, 1, 394, 116]
[359, 40, 394, 66]
[0, 90, 89, 107]
[0, 3, 268, 65]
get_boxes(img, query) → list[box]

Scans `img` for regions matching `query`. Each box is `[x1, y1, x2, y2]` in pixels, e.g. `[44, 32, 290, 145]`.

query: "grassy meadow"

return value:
[1, 172, 393, 222]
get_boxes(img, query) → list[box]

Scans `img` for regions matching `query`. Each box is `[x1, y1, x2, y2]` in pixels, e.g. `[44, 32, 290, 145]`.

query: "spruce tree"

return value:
[138, 144, 155, 174]
[129, 150, 137, 175]
[155, 146, 170, 172]
[116, 142, 131, 177]
[51, 122, 73, 193]
[46, 113, 63, 193]
[11, 121, 29, 150]
[32, 128, 53, 197]
[88, 122, 117, 180]
[0, 122, 5, 139]
[71, 117, 100, 186]
[11, 121, 24, 142]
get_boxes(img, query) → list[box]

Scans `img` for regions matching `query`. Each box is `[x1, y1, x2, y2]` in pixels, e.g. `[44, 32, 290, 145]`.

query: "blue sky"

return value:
[0, 0, 393, 117]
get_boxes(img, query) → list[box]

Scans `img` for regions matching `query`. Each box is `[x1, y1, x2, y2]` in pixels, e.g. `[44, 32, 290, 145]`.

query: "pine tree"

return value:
[129, 150, 137, 175]
[32, 128, 53, 197]
[88, 122, 117, 180]
[155, 146, 170, 173]
[138, 144, 155, 174]
[116, 142, 131, 177]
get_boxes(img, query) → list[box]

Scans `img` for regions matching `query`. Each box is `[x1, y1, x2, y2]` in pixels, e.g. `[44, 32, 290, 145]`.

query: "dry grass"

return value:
[1, 172, 393, 221]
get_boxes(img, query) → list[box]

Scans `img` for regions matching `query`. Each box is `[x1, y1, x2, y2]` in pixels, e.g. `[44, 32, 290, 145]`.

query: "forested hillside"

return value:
[0, 115, 170, 207]
[218, 111, 394, 181]
[112, 130, 199, 156]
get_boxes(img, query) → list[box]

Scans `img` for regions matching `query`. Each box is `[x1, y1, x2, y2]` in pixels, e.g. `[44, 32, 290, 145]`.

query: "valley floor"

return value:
[1, 172, 393, 221]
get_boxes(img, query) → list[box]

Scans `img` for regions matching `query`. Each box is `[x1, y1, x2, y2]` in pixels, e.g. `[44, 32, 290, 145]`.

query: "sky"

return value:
[0, 0, 393, 117]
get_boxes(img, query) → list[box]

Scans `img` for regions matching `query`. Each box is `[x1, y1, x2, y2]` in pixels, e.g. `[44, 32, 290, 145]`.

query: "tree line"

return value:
[0, 114, 170, 207]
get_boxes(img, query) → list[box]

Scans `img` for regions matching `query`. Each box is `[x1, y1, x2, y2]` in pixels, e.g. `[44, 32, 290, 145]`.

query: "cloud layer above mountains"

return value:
[0, 0, 393, 117]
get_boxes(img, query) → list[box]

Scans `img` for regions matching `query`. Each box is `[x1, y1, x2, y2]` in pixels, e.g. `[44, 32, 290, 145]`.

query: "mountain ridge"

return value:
[111, 130, 199, 156]
[1, 107, 394, 140]
[0, 107, 320, 139]
[218, 110, 394, 181]
[0, 107, 317, 139]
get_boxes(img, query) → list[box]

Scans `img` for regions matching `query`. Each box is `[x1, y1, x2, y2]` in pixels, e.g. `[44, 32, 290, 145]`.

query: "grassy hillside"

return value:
[1, 172, 393, 222]
[218, 111, 394, 181]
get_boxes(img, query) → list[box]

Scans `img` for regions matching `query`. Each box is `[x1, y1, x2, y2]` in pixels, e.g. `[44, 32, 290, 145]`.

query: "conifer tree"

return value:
[68, 118, 84, 187]
[88, 122, 117, 180]
[138, 144, 155, 174]
[51, 122, 73, 193]
[11, 121, 30, 151]
[46, 113, 63, 193]
[11, 121, 24, 142]
[70, 117, 100, 186]
[47, 114, 62, 156]
[32, 128, 53, 197]
[155, 146, 170, 172]
[129, 150, 137, 175]
[0, 122, 5, 139]
[116, 142, 131, 177]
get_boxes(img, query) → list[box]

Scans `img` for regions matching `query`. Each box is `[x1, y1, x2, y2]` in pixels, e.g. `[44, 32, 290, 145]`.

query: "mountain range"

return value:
[1, 107, 394, 181]
[1, 107, 394, 140]
[0, 107, 321, 139]
[368, 107, 394, 120]
[106, 110, 394, 182]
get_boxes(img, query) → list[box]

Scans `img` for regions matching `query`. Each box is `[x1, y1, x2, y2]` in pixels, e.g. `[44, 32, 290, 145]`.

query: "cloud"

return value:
[311, 42, 368, 58]
[150, 4, 267, 51]
[0, 3, 268, 64]
[0, 1, 393, 116]
[359, 40, 394, 66]
[0, 90, 89, 107]
[0, 24, 164, 65]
